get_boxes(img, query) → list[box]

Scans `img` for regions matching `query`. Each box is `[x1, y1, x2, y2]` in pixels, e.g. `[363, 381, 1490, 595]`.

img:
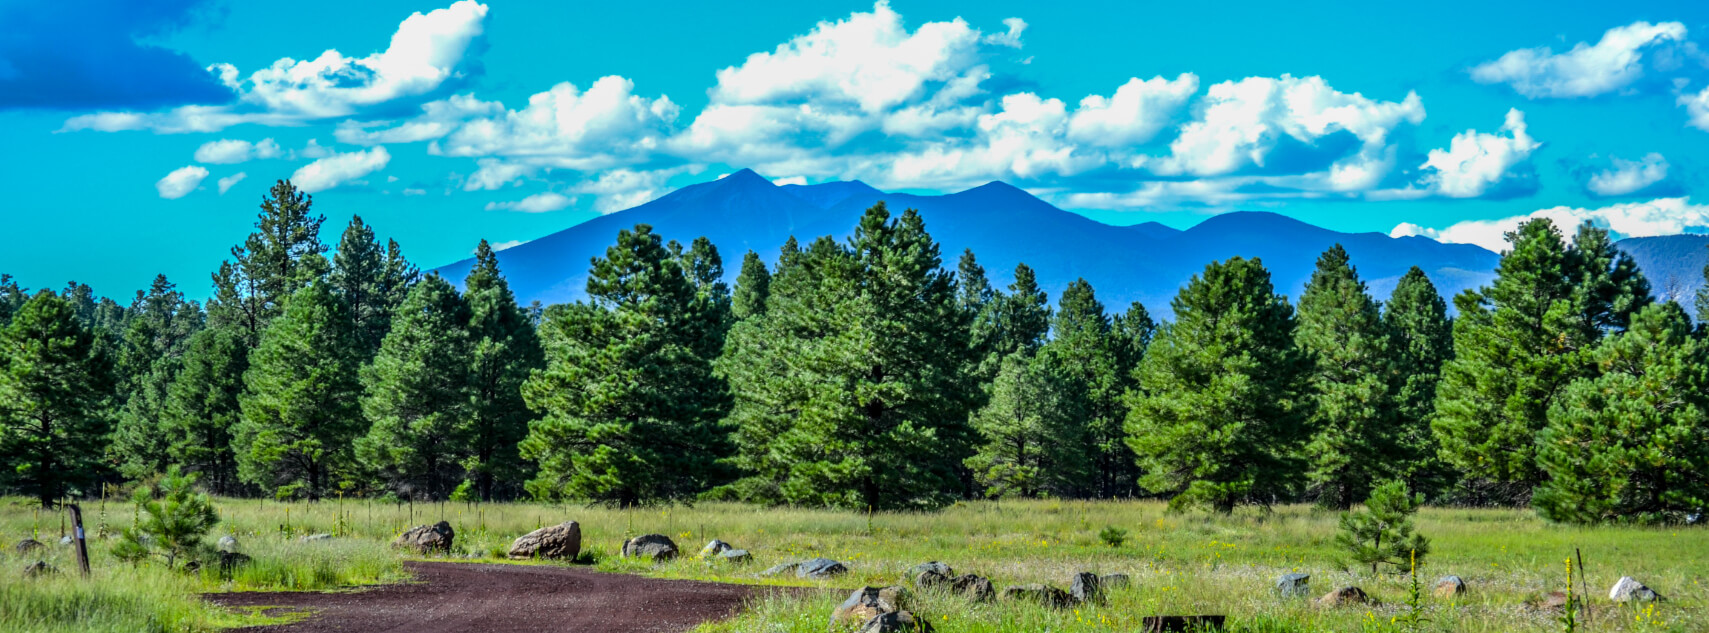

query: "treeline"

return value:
[1, 180, 1705, 524]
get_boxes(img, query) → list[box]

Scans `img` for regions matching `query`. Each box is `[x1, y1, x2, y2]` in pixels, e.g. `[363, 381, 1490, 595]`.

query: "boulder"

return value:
[858, 611, 934, 633]
[1609, 576, 1662, 602]
[299, 533, 333, 543]
[508, 521, 582, 560]
[13, 539, 43, 555]
[1071, 572, 1104, 605]
[761, 561, 801, 576]
[58, 536, 73, 546]
[1433, 575, 1465, 598]
[1141, 615, 1227, 632]
[621, 534, 679, 561]
[909, 561, 953, 577]
[915, 569, 952, 588]
[1101, 573, 1132, 590]
[394, 521, 455, 554]
[1002, 583, 1074, 609]
[1275, 573, 1310, 598]
[1317, 586, 1371, 607]
[718, 548, 752, 564]
[22, 560, 56, 578]
[951, 574, 995, 602]
[798, 557, 847, 579]
[700, 539, 732, 558]
[830, 586, 913, 626]
[217, 535, 240, 553]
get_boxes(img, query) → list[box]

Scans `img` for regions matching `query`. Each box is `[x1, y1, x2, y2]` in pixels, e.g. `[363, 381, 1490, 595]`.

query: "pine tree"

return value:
[719, 205, 979, 510]
[331, 216, 410, 361]
[732, 250, 772, 320]
[1335, 480, 1430, 574]
[463, 240, 543, 500]
[1534, 302, 1709, 523]
[0, 275, 26, 326]
[965, 350, 1089, 498]
[1126, 257, 1311, 512]
[213, 180, 328, 344]
[1048, 279, 1131, 498]
[232, 281, 363, 500]
[1295, 245, 1398, 509]
[1697, 251, 1709, 328]
[356, 275, 475, 500]
[160, 325, 250, 495]
[990, 263, 1051, 359]
[1384, 268, 1453, 495]
[110, 275, 204, 480]
[0, 292, 117, 507]
[521, 225, 732, 506]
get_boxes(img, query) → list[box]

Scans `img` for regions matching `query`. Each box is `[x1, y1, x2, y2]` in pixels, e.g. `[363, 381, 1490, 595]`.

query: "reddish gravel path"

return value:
[209, 561, 783, 633]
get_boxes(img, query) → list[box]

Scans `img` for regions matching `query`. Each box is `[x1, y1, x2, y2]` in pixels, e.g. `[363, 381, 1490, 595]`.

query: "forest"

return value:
[1, 178, 1704, 524]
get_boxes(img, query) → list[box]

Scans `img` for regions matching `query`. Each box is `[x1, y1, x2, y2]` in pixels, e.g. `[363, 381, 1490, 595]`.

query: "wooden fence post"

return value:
[67, 503, 91, 577]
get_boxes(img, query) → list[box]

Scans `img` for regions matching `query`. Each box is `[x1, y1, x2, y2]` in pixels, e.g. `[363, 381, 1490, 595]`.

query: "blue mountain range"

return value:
[434, 169, 1702, 316]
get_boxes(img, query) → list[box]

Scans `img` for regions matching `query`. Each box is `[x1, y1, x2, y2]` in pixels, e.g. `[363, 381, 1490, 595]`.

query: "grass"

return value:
[2, 496, 1704, 632]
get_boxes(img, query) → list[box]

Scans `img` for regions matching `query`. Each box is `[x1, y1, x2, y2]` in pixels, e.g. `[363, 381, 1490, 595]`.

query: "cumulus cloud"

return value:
[1416, 108, 1539, 198]
[571, 168, 685, 213]
[290, 147, 391, 193]
[483, 191, 572, 213]
[1391, 197, 1709, 252]
[1470, 21, 1689, 99]
[335, 93, 502, 145]
[156, 165, 208, 199]
[1682, 86, 1709, 131]
[1585, 152, 1669, 197]
[433, 76, 678, 172]
[63, 1, 489, 133]
[217, 172, 247, 194]
[1066, 74, 1199, 148]
[193, 138, 281, 164]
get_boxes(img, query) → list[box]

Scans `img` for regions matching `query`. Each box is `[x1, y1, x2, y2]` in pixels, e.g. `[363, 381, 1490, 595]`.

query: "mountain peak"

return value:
[721, 168, 772, 186]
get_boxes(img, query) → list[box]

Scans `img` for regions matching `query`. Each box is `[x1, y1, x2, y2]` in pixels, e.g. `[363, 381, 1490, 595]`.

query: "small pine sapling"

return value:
[1335, 480, 1429, 574]
[113, 466, 220, 570]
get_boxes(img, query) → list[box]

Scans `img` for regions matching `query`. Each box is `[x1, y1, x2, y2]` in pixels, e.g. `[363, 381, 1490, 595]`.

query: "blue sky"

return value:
[5, 0, 1709, 298]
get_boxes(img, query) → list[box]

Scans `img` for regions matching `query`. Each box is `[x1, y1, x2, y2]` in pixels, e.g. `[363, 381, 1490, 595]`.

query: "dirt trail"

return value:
[209, 561, 783, 633]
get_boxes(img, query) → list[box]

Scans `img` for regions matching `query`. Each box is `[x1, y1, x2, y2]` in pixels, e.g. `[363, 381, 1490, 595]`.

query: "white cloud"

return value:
[217, 172, 247, 194]
[156, 166, 209, 199]
[1470, 21, 1688, 98]
[1417, 108, 1539, 198]
[571, 168, 685, 213]
[1682, 86, 1709, 131]
[483, 191, 573, 213]
[299, 139, 334, 159]
[291, 147, 391, 193]
[772, 176, 808, 186]
[194, 138, 281, 164]
[335, 94, 502, 145]
[1586, 152, 1668, 197]
[1390, 197, 1709, 252]
[435, 76, 679, 172]
[1066, 74, 1199, 148]
[490, 239, 526, 251]
[463, 158, 536, 191]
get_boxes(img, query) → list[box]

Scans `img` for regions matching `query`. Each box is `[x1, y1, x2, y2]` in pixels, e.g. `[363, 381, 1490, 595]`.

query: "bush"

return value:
[1335, 480, 1428, 574]
[1097, 525, 1128, 547]
[112, 466, 219, 570]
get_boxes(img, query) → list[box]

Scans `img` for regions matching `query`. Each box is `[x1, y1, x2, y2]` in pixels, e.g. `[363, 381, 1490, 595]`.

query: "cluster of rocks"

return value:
[831, 585, 932, 633]
[998, 572, 1123, 609]
[698, 539, 752, 563]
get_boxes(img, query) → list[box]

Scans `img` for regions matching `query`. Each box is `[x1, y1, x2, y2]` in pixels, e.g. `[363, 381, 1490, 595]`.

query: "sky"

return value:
[5, 0, 1709, 299]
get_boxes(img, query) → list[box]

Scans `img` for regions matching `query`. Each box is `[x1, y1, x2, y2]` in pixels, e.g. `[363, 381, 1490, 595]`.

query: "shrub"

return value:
[1335, 479, 1429, 574]
[112, 466, 219, 570]
[1097, 525, 1128, 547]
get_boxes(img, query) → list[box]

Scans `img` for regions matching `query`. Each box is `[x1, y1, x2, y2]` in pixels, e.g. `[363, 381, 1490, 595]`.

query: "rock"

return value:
[59, 536, 73, 546]
[830, 586, 913, 626]
[798, 557, 847, 579]
[915, 569, 952, 588]
[22, 561, 56, 578]
[718, 548, 752, 563]
[1317, 586, 1371, 607]
[394, 521, 455, 554]
[1101, 573, 1132, 590]
[219, 552, 252, 576]
[857, 611, 934, 633]
[700, 539, 732, 558]
[1433, 575, 1465, 598]
[1275, 573, 1311, 598]
[761, 561, 801, 576]
[909, 561, 953, 577]
[217, 536, 240, 553]
[1609, 576, 1662, 602]
[1001, 583, 1074, 609]
[13, 539, 43, 555]
[508, 521, 582, 560]
[1071, 572, 1104, 605]
[1141, 615, 1227, 632]
[299, 533, 333, 543]
[950, 574, 995, 602]
[621, 534, 679, 561]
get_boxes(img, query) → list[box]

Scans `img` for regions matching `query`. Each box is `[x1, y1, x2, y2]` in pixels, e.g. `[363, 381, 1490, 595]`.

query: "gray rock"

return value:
[1434, 575, 1465, 598]
[299, 533, 333, 543]
[858, 610, 934, 633]
[22, 560, 56, 578]
[217, 536, 240, 553]
[908, 561, 953, 577]
[831, 586, 912, 626]
[798, 557, 847, 579]
[1071, 572, 1104, 605]
[1141, 615, 1227, 632]
[951, 574, 995, 602]
[393, 521, 454, 554]
[1276, 573, 1311, 598]
[915, 569, 952, 588]
[621, 534, 679, 561]
[1101, 573, 1132, 589]
[58, 535, 73, 546]
[508, 521, 582, 560]
[761, 561, 801, 576]
[1317, 586, 1371, 607]
[699, 539, 732, 558]
[13, 539, 43, 555]
[1610, 576, 1662, 602]
[718, 548, 752, 563]
[1001, 583, 1074, 609]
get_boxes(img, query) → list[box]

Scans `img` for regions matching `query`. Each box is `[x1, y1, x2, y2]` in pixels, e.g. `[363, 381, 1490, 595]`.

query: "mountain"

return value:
[434, 169, 1504, 315]
[1615, 234, 1709, 315]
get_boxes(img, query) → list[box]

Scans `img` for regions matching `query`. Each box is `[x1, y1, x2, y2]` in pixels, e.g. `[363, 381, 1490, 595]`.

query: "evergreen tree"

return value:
[990, 263, 1051, 359]
[213, 180, 328, 344]
[232, 280, 363, 500]
[0, 292, 117, 507]
[1335, 480, 1430, 574]
[463, 240, 543, 500]
[1295, 245, 1397, 509]
[1698, 251, 1709, 328]
[1048, 279, 1131, 498]
[1384, 268, 1453, 495]
[732, 250, 772, 320]
[331, 216, 416, 361]
[1434, 220, 1652, 492]
[719, 205, 979, 510]
[356, 275, 475, 500]
[521, 225, 731, 506]
[956, 250, 1003, 388]
[1534, 302, 1709, 523]
[110, 275, 204, 480]
[160, 325, 249, 495]
[1126, 257, 1311, 512]
[965, 350, 1089, 498]
[0, 275, 26, 326]
[112, 466, 219, 570]
[1110, 301, 1156, 374]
